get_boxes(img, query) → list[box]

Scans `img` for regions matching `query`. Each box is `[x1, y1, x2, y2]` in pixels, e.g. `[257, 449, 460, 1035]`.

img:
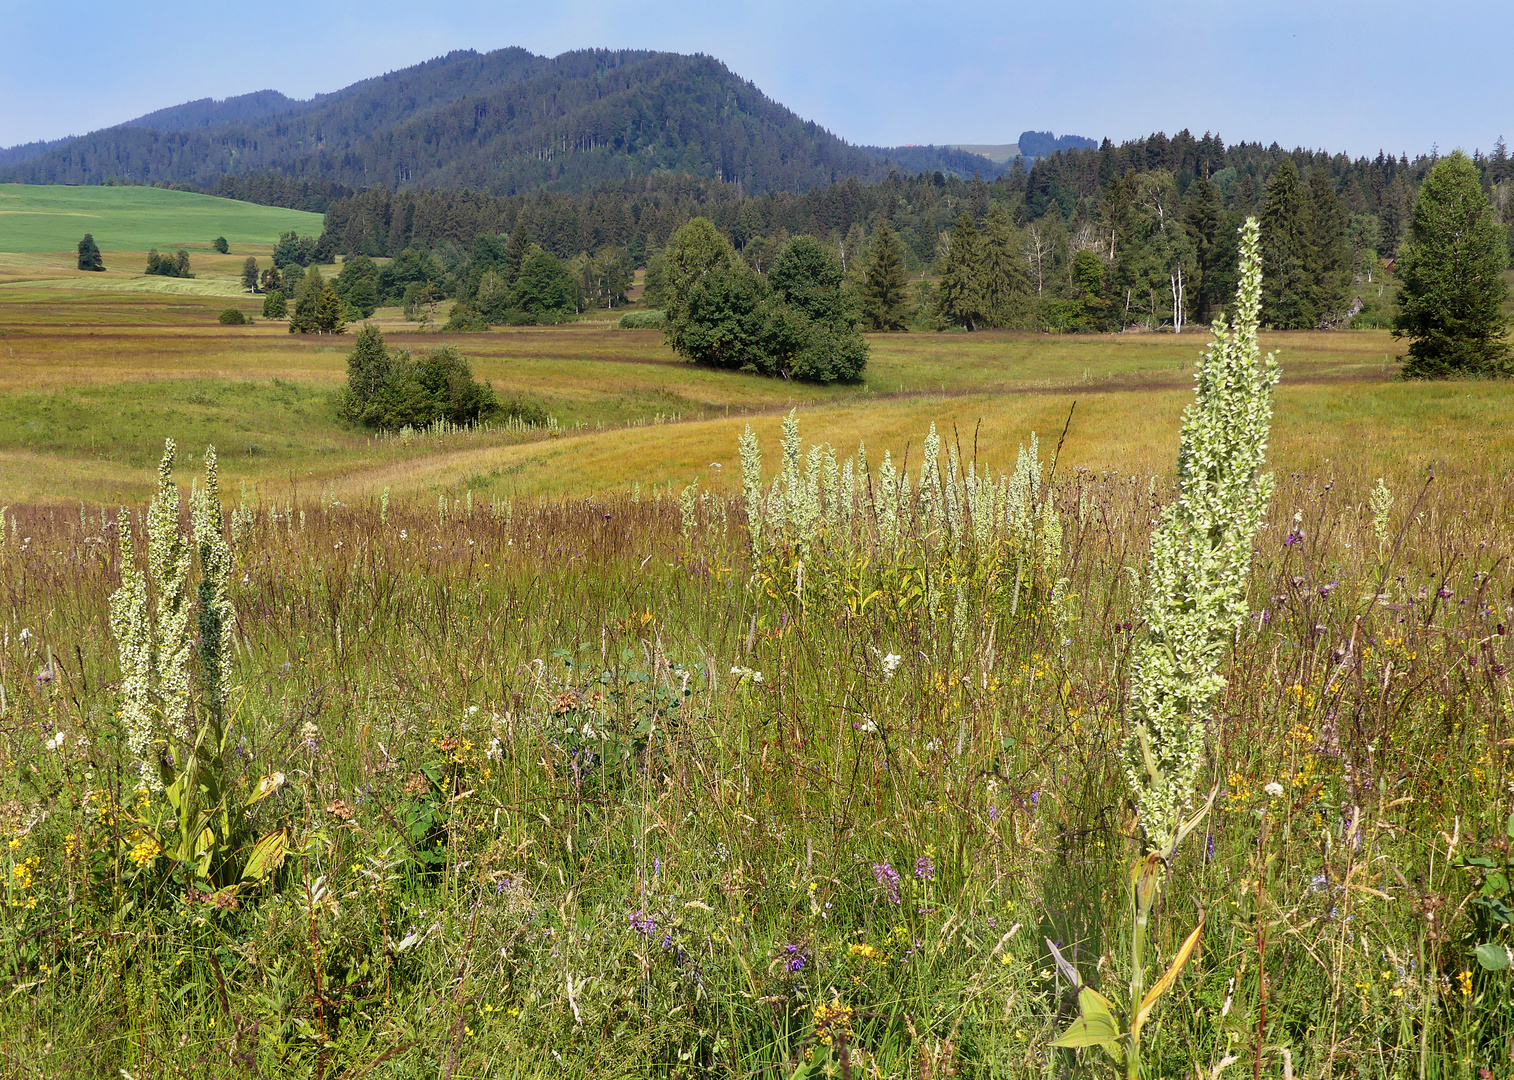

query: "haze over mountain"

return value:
[0, 48, 1081, 197]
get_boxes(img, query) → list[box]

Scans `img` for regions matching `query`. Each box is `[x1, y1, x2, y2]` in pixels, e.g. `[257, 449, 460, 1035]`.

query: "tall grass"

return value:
[0, 435, 1510, 1076]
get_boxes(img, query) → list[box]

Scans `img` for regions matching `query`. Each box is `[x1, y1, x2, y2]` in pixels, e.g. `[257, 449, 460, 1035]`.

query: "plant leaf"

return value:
[1133, 917, 1204, 1038]
[241, 828, 289, 881]
[1474, 942, 1511, 971]
[1051, 987, 1124, 1062]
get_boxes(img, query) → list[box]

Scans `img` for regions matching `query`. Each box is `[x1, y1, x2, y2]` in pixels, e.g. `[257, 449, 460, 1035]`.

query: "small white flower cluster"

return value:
[880, 652, 903, 679]
[108, 441, 240, 788]
[729, 666, 764, 685]
[737, 412, 1062, 593]
[1122, 217, 1281, 854]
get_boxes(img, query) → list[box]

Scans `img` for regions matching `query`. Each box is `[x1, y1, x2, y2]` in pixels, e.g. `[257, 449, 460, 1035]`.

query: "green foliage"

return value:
[144, 247, 193, 278]
[936, 214, 987, 330]
[272, 229, 319, 270]
[217, 308, 248, 325]
[662, 222, 867, 383]
[862, 222, 910, 330]
[287, 265, 346, 335]
[240, 255, 260, 293]
[333, 254, 380, 319]
[212, 235, 229, 254]
[512, 250, 581, 315]
[615, 309, 667, 329]
[1395, 151, 1512, 378]
[338, 324, 501, 430]
[261, 289, 286, 319]
[75, 233, 104, 272]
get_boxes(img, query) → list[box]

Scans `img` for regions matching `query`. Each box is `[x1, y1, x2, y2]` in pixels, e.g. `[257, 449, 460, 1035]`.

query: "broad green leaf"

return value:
[1474, 942, 1511, 971]
[1051, 987, 1124, 1062]
[242, 828, 289, 881]
[1505, 810, 1514, 841]
[1133, 918, 1205, 1038]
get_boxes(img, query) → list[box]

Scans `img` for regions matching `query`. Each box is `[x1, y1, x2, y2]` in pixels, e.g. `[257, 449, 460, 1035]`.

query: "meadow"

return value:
[0, 227, 1512, 1077]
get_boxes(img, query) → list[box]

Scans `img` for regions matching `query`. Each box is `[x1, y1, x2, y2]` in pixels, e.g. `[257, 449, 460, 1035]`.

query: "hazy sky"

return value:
[3, 0, 1510, 158]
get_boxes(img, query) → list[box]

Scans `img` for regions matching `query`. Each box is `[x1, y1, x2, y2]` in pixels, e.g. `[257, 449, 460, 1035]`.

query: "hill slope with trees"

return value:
[0, 48, 1011, 196]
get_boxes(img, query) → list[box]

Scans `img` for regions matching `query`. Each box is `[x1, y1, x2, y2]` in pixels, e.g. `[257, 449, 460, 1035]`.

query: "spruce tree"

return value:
[1395, 151, 1511, 378]
[978, 205, 1030, 327]
[1259, 159, 1309, 328]
[76, 233, 105, 272]
[862, 221, 910, 330]
[1182, 177, 1223, 322]
[289, 266, 326, 334]
[936, 213, 987, 331]
[1303, 168, 1350, 325]
[504, 221, 531, 287]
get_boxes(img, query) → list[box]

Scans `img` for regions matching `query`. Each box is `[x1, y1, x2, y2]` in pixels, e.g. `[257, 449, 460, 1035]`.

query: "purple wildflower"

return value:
[988, 805, 999, 823]
[629, 910, 656, 937]
[784, 943, 807, 972]
[914, 856, 935, 881]
[872, 862, 902, 905]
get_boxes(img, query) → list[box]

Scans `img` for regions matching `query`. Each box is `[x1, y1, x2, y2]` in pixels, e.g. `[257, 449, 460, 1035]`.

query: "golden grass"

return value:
[0, 274, 1510, 506]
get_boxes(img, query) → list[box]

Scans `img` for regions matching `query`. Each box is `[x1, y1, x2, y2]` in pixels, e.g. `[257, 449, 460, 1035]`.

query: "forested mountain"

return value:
[0, 48, 1006, 195]
[127, 90, 302, 132]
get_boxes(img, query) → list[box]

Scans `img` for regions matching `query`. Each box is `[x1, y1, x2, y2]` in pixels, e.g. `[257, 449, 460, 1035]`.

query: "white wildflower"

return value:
[1264, 782, 1285, 798]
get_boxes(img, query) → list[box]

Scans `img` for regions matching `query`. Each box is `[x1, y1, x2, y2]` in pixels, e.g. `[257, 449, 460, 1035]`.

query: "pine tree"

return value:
[76, 233, 105, 272]
[861, 221, 910, 330]
[936, 214, 986, 331]
[1395, 151, 1511, 378]
[1259, 159, 1310, 328]
[241, 257, 260, 293]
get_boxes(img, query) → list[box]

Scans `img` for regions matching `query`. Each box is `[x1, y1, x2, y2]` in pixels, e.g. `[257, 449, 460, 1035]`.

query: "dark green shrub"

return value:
[212, 236, 229, 254]
[338, 324, 500, 430]
[217, 308, 249, 325]
[262, 291, 287, 319]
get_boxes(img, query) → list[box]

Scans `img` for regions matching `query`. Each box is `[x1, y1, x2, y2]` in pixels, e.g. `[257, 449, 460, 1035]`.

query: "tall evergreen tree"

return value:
[861, 221, 910, 331]
[936, 213, 987, 331]
[503, 221, 531, 287]
[1395, 152, 1511, 378]
[1303, 168, 1350, 325]
[979, 205, 1030, 327]
[1182, 177, 1223, 322]
[76, 233, 104, 272]
[1259, 159, 1310, 328]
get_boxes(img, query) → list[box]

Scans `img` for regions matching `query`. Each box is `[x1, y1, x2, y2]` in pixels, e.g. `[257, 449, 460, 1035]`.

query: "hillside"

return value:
[0, 184, 324, 253]
[0, 48, 1009, 196]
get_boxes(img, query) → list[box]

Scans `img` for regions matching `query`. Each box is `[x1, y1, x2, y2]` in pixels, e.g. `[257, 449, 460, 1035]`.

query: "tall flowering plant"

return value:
[1052, 218, 1278, 1076]
[109, 440, 287, 885]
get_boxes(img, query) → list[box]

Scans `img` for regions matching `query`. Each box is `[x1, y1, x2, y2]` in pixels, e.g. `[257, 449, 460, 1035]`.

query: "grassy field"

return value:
[1, 270, 1513, 1076]
[0, 183, 323, 255]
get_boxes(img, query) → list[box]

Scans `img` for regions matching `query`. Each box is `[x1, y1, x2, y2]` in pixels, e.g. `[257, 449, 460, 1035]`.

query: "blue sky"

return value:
[3, 0, 1510, 158]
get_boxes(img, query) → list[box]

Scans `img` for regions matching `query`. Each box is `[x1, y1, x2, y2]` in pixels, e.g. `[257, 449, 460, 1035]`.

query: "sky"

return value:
[3, 0, 1511, 159]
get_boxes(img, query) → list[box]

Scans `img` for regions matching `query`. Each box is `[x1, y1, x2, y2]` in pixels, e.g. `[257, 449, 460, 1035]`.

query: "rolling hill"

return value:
[0, 48, 1019, 196]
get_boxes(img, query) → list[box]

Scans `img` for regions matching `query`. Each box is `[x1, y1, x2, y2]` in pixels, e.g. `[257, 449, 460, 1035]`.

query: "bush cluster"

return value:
[144, 248, 192, 278]
[662, 220, 867, 383]
[217, 308, 249, 325]
[616, 309, 667, 329]
[337, 324, 502, 430]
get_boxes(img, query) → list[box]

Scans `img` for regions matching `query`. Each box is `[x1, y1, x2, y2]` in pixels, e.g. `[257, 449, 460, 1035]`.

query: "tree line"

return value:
[309, 130, 1513, 333]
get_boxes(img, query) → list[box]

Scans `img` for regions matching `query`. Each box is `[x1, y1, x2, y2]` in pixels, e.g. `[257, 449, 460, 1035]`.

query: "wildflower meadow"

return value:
[0, 226, 1512, 1079]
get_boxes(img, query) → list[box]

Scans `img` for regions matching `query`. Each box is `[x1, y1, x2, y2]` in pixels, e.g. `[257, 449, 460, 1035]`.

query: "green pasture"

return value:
[0, 183, 323, 253]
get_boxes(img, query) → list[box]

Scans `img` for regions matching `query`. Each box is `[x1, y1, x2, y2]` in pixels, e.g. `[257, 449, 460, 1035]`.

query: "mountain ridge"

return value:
[0, 48, 1060, 195]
